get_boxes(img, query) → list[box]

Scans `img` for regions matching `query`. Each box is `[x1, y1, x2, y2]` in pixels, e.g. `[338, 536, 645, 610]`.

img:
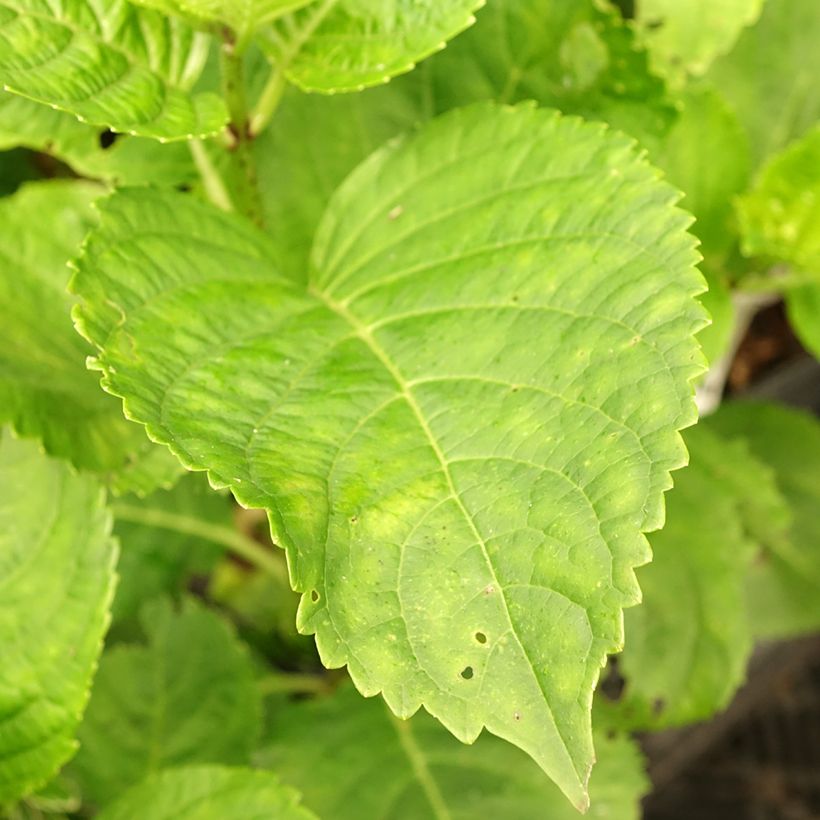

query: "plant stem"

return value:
[111, 502, 288, 584]
[219, 38, 265, 227]
[249, 65, 287, 137]
[189, 139, 234, 212]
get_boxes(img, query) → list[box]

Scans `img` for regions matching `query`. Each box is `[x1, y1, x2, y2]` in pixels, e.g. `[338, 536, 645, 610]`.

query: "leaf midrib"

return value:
[311, 284, 582, 785]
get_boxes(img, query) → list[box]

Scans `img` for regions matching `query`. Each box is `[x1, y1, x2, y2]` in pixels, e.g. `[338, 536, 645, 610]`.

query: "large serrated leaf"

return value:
[0, 180, 182, 491]
[263, 0, 484, 92]
[72, 103, 706, 808]
[97, 766, 316, 820]
[0, 0, 226, 140]
[70, 598, 261, 808]
[0, 430, 116, 804]
[736, 125, 820, 273]
[257, 685, 648, 819]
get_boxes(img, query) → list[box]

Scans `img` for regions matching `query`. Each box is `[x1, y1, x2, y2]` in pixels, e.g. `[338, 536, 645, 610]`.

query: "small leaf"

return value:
[707, 401, 820, 639]
[97, 766, 316, 820]
[636, 0, 764, 77]
[0, 430, 116, 803]
[258, 685, 648, 819]
[0, 180, 182, 491]
[707, 0, 820, 166]
[0, 0, 226, 140]
[264, 0, 484, 92]
[73, 103, 706, 808]
[70, 598, 261, 807]
[736, 125, 820, 273]
[786, 282, 820, 360]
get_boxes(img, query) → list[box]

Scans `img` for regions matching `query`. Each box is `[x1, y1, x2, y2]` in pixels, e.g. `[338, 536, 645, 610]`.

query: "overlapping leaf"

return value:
[70, 598, 261, 807]
[0, 180, 181, 490]
[263, 0, 484, 92]
[636, 0, 764, 77]
[258, 685, 648, 819]
[0, 0, 226, 139]
[73, 103, 706, 807]
[0, 431, 116, 804]
[737, 125, 820, 273]
[707, 0, 820, 166]
[787, 283, 820, 359]
[98, 766, 315, 820]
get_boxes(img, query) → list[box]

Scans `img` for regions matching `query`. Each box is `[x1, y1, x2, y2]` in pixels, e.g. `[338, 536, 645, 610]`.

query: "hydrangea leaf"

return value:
[736, 125, 820, 273]
[786, 282, 820, 359]
[97, 766, 316, 820]
[263, 0, 484, 93]
[70, 598, 261, 808]
[110, 474, 232, 625]
[0, 0, 226, 140]
[0, 93, 199, 187]
[707, 0, 820, 167]
[652, 84, 750, 259]
[0, 180, 182, 491]
[0, 431, 116, 804]
[707, 401, 820, 639]
[636, 0, 764, 77]
[615, 425, 764, 729]
[73, 103, 706, 808]
[257, 685, 648, 819]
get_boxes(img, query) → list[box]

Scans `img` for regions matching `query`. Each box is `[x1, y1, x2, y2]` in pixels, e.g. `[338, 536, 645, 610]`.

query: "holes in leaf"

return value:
[310, 590, 320, 603]
[460, 666, 474, 680]
[474, 631, 487, 645]
[98, 129, 119, 150]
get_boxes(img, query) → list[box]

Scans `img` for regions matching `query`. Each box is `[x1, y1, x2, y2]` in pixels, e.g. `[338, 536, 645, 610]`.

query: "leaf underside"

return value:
[73, 103, 706, 808]
[0, 431, 116, 803]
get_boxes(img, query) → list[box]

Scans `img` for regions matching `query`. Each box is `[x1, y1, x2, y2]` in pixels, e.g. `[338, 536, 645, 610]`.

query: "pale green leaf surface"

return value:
[707, 0, 820, 167]
[737, 125, 820, 273]
[0, 180, 183, 491]
[264, 0, 485, 92]
[110, 474, 231, 624]
[73, 104, 706, 808]
[707, 401, 820, 638]
[257, 685, 648, 819]
[616, 425, 765, 729]
[70, 598, 261, 808]
[637, 0, 764, 77]
[97, 766, 315, 820]
[0, 1, 226, 140]
[0, 93, 198, 186]
[787, 282, 820, 359]
[0, 431, 116, 804]
[653, 84, 750, 258]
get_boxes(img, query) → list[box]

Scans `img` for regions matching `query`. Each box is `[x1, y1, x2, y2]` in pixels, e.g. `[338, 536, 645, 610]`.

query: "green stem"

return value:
[219, 39, 265, 227]
[257, 672, 330, 696]
[387, 708, 452, 820]
[189, 139, 234, 212]
[249, 65, 287, 137]
[111, 502, 288, 584]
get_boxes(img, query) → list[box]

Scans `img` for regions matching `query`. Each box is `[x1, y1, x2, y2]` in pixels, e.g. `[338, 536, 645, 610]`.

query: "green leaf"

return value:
[707, 0, 820, 167]
[0, 92, 199, 187]
[636, 0, 764, 77]
[0, 180, 182, 491]
[70, 598, 261, 808]
[616, 425, 764, 729]
[264, 0, 484, 92]
[707, 401, 820, 639]
[424, 0, 676, 148]
[110, 474, 232, 625]
[694, 264, 734, 366]
[97, 766, 316, 820]
[786, 282, 820, 359]
[652, 84, 750, 258]
[736, 125, 820, 273]
[0, 430, 116, 804]
[0, 0, 226, 140]
[258, 685, 648, 819]
[72, 103, 706, 809]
